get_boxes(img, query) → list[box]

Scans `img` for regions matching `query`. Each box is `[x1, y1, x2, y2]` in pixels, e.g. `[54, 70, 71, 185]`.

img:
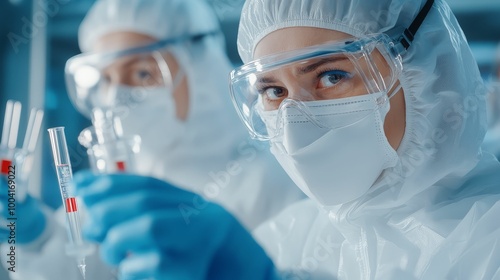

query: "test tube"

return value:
[0, 100, 21, 175]
[79, 126, 141, 174]
[17, 108, 44, 201]
[80, 108, 141, 174]
[1, 100, 44, 202]
[23, 108, 44, 153]
[48, 127, 93, 280]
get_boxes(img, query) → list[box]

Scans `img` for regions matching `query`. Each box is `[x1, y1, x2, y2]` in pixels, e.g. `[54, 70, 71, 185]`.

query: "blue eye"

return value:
[261, 87, 286, 100]
[136, 69, 152, 80]
[318, 70, 349, 89]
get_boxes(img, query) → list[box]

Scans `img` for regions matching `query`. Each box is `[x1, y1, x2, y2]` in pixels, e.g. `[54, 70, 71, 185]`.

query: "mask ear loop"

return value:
[152, 51, 186, 95]
[375, 74, 402, 108]
[171, 68, 186, 92]
[387, 81, 402, 100]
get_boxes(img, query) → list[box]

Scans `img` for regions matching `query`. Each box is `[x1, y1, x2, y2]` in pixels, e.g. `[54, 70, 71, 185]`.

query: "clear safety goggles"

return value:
[231, 0, 435, 141]
[65, 34, 210, 119]
[230, 34, 403, 140]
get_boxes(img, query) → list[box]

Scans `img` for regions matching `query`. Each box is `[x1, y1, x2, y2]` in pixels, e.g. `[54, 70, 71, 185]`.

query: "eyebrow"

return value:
[114, 56, 147, 69]
[103, 55, 152, 77]
[256, 56, 350, 85]
[257, 76, 278, 84]
[297, 57, 349, 75]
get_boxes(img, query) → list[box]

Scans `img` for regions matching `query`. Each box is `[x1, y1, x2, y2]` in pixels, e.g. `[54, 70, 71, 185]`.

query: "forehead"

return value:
[92, 32, 158, 53]
[253, 27, 354, 60]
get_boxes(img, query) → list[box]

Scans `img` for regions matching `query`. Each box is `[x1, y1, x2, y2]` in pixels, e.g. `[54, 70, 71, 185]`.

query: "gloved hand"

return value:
[0, 177, 47, 244]
[73, 171, 279, 280]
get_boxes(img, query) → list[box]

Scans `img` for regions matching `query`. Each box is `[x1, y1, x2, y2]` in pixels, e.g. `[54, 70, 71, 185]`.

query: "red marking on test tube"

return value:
[65, 197, 78, 213]
[1, 159, 12, 175]
[116, 161, 126, 172]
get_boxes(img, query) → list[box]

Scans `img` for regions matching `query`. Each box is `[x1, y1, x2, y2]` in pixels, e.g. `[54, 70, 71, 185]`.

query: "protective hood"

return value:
[79, 0, 219, 52]
[237, 0, 488, 211]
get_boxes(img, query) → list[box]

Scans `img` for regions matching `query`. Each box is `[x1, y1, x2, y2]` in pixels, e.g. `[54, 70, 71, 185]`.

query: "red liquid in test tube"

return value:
[116, 161, 126, 172]
[1, 159, 12, 175]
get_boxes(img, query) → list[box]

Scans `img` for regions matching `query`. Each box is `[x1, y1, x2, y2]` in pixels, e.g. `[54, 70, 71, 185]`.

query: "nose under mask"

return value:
[113, 85, 186, 175]
[260, 92, 399, 206]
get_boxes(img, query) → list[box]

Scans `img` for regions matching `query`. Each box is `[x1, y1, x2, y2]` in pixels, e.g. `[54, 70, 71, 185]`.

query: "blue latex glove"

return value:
[74, 171, 279, 280]
[0, 177, 46, 244]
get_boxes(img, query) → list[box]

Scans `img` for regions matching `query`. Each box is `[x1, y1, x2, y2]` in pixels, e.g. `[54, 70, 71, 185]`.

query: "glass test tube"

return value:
[17, 108, 44, 201]
[79, 126, 141, 174]
[0, 101, 43, 202]
[48, 127, 91, 279]
[0, 100, 21, 175]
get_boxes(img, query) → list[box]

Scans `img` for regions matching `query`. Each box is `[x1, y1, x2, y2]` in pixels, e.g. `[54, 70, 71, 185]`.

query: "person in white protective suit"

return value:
[70, 0, 303, 228]
[483, 44, 500, 158]
[229, 0, 500, 278]
[0, 0, 303, 279]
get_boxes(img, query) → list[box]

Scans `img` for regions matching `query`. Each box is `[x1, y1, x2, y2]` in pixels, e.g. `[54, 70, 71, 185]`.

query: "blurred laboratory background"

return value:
[0, 0, 499, 278]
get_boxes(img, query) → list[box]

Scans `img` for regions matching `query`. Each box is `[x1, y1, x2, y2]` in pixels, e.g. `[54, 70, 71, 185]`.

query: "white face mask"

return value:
[113, 85, 186, 175]
[261, 92, 399, 206]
